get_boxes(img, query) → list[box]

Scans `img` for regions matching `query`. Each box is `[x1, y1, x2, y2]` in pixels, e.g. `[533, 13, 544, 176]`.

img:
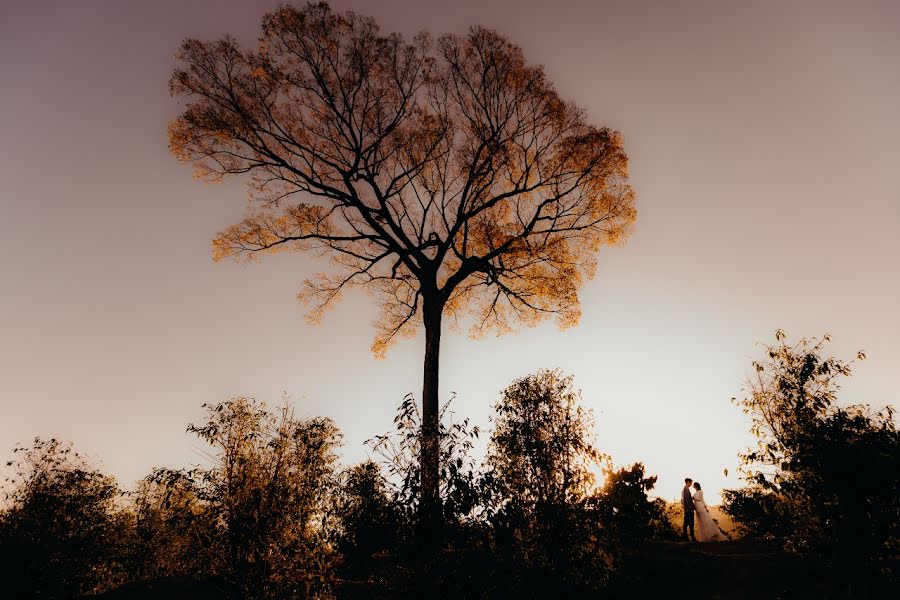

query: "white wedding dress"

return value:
[693, 490, 727, 542]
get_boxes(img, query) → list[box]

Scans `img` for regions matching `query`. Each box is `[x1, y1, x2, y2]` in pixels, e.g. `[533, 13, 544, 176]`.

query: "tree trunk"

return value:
[420, 297, 442, 555]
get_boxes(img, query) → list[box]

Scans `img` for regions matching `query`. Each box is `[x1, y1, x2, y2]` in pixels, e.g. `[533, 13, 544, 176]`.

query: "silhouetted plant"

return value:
[591, 462, 670, 548]
[335, 460, 398, 575]
[185, 397, 343, 599]
[484, 370, 604, 522]
[483, 369, 615, 594]
[726, 331, 899, 589]
[130, 467, 222, 581]
[367, 393, 482, 549]
[719, 487, 792, 539]
[0, 438, 131, 597]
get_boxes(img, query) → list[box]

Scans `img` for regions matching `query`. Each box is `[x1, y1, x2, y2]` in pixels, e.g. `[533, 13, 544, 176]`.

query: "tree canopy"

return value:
[169, 1, 635, 355]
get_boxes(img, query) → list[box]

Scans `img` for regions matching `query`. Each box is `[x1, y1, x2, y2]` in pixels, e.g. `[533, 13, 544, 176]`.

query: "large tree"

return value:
[169, 1, 635, 545]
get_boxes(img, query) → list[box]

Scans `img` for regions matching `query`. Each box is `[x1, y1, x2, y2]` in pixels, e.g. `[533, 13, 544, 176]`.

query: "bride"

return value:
[692, 482, 727, 542]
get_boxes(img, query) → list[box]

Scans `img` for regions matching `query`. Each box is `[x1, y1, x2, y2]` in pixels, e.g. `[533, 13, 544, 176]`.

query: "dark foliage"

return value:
[0, 438, 131, 598]
[335, 371, 672, 597]
[367, 393, 483, 550]
[335, 461, 398, 575]
[724, 331, 899, 591]
[592, 462, 672, 549]
[720, 487, 793, 538]
[130, 467, 222, 581]
[481, 369, 616, 595]
[0, 375, 679, 598]
[183, 397, 343, 598]
[92, 575, 243, 600]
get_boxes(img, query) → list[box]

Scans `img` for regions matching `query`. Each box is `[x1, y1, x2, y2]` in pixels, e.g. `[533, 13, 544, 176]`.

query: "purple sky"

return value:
[2, 0, 898, 503]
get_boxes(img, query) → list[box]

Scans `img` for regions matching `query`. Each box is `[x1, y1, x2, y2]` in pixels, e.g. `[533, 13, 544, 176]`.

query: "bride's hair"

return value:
[693, 482, 701, 490]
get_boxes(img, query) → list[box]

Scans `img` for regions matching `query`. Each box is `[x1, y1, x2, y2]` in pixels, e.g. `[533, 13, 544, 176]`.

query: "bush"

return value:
[728, 331, 899, 587]
[592, 462, 671, 548]
[720, 487, 792, 539]
[130, 467, 222, 581]
[0, 438, 131, 597]
[367, 393, 482, 550]
[184, 397, 343, 599]
[335, 461, 398, 574]
[482, 369, 616, 595]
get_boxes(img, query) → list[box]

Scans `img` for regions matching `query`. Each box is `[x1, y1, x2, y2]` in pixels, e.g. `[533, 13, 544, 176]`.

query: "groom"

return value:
[682, 477, 696, 542]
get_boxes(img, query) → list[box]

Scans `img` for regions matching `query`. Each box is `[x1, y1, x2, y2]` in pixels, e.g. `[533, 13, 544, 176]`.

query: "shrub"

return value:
[367, 393, 482, 550]
[592, 462, 671, 548]
[0, 438, 131, 597]
[130, 467, 222, 581]
[335, 461, 398, 574]
[728, 331, 899, 588]
[185, 397, 343, 599]
[483, 369, 615, 595]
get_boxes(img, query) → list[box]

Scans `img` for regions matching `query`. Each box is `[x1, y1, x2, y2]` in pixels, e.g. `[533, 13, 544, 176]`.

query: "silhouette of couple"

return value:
[682, 477, 726, 542]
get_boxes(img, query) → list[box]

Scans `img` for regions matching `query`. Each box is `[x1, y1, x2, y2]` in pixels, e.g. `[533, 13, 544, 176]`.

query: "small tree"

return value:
[485, 369, 604, 517]
[0, 438, 130, 597]
[186, 397, 343, 598]
[169, 1, 636, 543]
[335, 461, 397, 574]
[483, 369, 613, 592]
[592, 462, 669, 548]
[728, 331, 899, 585]
[131, 467, 221, 581]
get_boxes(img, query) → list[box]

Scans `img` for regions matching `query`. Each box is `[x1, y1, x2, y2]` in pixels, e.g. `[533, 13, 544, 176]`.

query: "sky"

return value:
[1, 0, 898, 504]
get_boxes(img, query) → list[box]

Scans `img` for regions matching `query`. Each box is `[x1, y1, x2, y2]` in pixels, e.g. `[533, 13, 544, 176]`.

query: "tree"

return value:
[169, 1, 636, 544]
[592, 462, 669, 549]
[482, 369, 613, 593]
[727, 331, 899, 590]
[485, 369, 604, 516]
[0, 438, 131, 597]
[185, 397, 343, 598]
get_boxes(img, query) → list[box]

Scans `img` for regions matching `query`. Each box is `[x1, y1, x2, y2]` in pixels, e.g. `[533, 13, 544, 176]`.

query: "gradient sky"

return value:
[1, 0, 898, 504]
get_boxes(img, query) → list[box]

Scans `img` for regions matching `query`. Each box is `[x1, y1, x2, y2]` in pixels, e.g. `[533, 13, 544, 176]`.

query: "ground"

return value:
[608, 539, 860, 600]
[92, 539, 894, 599]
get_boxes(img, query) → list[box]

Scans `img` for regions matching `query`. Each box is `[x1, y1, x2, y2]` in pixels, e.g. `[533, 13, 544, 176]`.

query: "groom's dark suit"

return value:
[682, 485, 696, 540]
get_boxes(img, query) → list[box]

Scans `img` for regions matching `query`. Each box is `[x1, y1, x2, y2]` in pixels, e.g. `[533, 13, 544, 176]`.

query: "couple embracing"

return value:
[682, 477, 726, 542]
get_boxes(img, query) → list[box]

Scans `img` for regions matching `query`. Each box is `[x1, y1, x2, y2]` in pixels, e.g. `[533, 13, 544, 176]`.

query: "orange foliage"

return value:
[169, 2, 636, 356]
